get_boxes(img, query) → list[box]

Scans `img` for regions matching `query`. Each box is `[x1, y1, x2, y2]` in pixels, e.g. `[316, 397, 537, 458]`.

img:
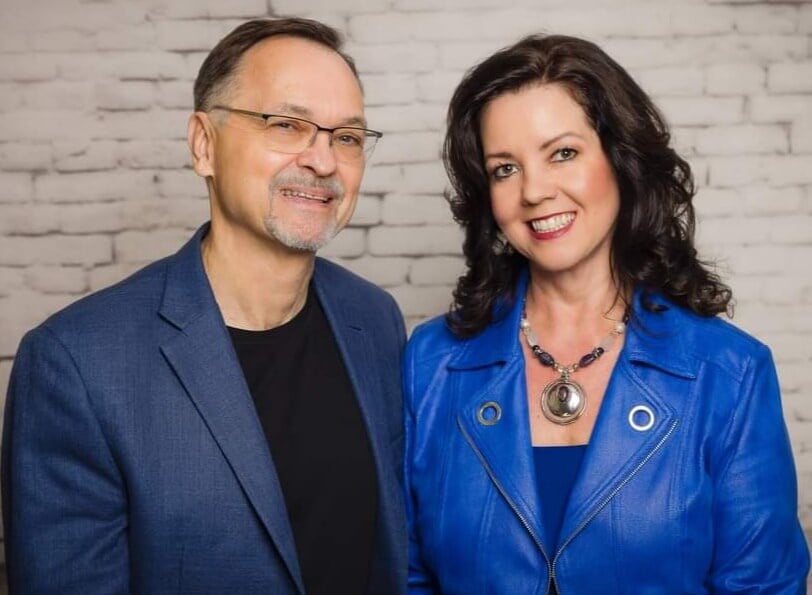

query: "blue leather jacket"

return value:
[404, 274, 809, 594]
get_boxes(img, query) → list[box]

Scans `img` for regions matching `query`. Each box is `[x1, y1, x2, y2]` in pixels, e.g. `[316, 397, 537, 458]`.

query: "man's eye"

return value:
[491, 163, 517, 180]
[335, 132, 363, 147]
[552, 147, 578, 162]
[268, 119, 304, 133]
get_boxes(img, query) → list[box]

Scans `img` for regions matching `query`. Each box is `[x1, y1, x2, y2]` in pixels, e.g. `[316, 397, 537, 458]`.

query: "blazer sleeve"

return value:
[708, 345, 810, 593]
[2, 326, 129, 595]
[402, 337, 440, 595]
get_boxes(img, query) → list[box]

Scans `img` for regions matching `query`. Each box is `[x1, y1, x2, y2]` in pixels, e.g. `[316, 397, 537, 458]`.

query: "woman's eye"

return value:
[491, 163, 517, 180]
[552, 147, 578, 162]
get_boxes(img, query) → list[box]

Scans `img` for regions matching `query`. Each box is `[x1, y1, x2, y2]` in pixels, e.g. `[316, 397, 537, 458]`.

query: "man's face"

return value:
[201, 36, 367, 253]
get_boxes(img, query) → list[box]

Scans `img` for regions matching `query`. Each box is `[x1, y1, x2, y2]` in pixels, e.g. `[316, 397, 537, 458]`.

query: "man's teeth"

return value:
[531, 213, 574, 233]
[281, 189, 329, 202]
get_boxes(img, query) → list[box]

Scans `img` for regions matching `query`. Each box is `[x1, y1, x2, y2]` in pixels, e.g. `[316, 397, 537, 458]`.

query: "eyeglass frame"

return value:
[208, 105, 383, 161]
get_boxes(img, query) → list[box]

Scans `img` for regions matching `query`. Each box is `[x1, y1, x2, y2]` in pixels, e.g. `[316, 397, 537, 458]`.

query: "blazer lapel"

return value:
[157, 225, 304, 594]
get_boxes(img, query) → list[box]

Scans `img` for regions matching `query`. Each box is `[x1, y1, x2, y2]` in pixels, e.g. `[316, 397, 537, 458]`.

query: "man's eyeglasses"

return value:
[209, 105, 382, 163]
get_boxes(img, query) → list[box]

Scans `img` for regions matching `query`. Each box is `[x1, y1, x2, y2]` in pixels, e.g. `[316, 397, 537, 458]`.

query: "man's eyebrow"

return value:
[272, 103, 368, 128]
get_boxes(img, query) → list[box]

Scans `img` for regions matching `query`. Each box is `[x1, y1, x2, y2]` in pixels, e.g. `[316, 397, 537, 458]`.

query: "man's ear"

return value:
[188, 112, 216, 178]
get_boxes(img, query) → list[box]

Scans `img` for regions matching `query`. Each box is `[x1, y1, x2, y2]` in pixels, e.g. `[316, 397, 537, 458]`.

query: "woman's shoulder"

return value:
[406, 313, 462, 365]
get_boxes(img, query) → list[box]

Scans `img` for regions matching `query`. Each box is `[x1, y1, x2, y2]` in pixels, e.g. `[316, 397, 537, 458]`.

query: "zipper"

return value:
[457, 417, 556, 594]
[550, 418, 680, 593]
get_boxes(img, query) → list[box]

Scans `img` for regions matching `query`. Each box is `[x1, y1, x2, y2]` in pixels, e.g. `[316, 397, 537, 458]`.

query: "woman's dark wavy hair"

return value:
[444, 34, 732, 338]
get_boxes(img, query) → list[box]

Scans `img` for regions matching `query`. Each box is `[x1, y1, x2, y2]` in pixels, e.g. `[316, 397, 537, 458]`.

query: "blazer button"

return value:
[477, 401, 502, 426]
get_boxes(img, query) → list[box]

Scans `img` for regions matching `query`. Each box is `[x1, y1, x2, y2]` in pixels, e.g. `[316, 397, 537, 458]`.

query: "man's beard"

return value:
[264, 172, 346, 253]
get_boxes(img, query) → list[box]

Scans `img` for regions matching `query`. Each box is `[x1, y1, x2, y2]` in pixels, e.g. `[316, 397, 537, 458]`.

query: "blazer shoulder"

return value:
[405, 314, 460, 368]
[38, 257, 170, 343]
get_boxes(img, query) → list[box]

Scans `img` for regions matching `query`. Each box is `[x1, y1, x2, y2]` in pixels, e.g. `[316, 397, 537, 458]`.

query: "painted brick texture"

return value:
[0, 0, 810, 583]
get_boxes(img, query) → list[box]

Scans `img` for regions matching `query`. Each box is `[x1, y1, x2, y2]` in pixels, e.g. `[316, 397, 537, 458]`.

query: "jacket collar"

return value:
[448, 267, 697, 380]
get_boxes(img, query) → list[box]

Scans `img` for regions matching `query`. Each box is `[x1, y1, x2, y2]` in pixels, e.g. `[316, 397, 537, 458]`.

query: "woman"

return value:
[403, 35, 809, 593]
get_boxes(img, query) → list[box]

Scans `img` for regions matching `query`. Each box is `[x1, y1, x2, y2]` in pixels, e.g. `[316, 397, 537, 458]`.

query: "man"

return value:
[2, 18, 406, 594]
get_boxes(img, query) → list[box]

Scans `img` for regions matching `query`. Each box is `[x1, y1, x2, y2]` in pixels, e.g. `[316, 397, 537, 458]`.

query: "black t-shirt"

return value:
[228, 289, 378, 595]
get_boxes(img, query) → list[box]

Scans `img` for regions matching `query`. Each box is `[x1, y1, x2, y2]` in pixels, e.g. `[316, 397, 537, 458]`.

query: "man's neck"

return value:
[201, 225, 316, 331]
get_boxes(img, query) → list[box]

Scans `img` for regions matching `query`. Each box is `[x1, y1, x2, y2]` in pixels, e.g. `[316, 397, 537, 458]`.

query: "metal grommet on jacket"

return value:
[628, 405, 655, 432]
[477, 401, 502, 426]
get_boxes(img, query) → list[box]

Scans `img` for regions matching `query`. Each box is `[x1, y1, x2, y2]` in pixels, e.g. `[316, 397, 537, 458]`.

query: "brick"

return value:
[750, 95, 812, 124]
[331, 256, 411, 287]
[440, 40, 515, 71]
[0, 267, 26, 297]
[669, 5, 735, 35]
[149, 0, 268, 18]
[0, 110, 100, 142]
[157, 81, 193, 109]
[54, 140, 119, 172]
[95, 23, 159, 51]
[0, 291, 78, 357]
[117, 140, 190, 169]
[0, 83, 23, 111]
[393, 0, 506, 9]
[360, 164, 403, 194]
[156, 170, 206, 198]
[410, 256, 465, 286]
[695, 125, 788, 156]
[96, 81, 155, 110]
[58, 52, 187, 82]
[657, 97, 744, 127]
[373, 132, 441, 165]
[741, 185, 804, 216]
[759, 275, 810, 306]
[0, 235, 111, 266]
[400, 162, 449, 194]
[95, 110, 189, 140]
[381, 194, 452, 225]
[24, 265, 88, 294]
[362, 73, 417, 106]
[791, 118, 812, 153]
[0, 29, 27, 53]
[35, 171, 158, 203]
[388, 284, 453, 317]
[696, 216, 770, 247]
[88, 262, 144, 292]
[768, 62, 812, 94]
[768, 156, 812, 186]
[114, 228, 191, 263]
[671, 127, 700, 157]
[802, 4, 812, 33]
[766, 215, 812, 244]
[631, 67, 704, 97]
[0, 172, 32, 203]
[155, 19, 238, 52]
[28, 30, 95, 52]
[346, 42, 438, 74]
[708, 156, 770, 186]
[0, 359, 12, 403]
[694, 187, 742, 218]
[705, 63, 765, 96]
[733, 5, 798, 34]
[0, 204, 60, 235]
[315, 228, 366, 259]
[416, 71, 463, 104]
[21, 81, 95, 110]
[729, 244, 812, 275]
[364, 104, 446, 133]
[348, 13, 419, 43]
[273, 0, 387, 12]
[348, 195, 381, 227]
[368, 225, 463, 256]
[0, 53, 59, 81]
[0, 143, 52, 170]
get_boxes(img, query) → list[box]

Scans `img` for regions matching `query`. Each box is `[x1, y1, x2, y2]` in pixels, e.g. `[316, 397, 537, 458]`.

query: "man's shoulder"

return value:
[38, 256, 171, 340]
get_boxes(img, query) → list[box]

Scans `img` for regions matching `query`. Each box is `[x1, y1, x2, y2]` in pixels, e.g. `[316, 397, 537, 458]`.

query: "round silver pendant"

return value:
[540, 378, 587, 425]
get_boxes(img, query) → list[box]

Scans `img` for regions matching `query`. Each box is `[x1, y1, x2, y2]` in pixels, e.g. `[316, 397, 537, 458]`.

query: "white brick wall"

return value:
[0, 0, 810, 584]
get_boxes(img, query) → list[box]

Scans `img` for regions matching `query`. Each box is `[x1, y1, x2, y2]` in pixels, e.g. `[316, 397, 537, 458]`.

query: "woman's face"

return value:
[481, 83, 620, 282]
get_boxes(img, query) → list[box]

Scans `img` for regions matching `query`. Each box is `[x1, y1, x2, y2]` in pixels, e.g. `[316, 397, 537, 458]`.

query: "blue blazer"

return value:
[2, 224, 407, 594]
[404, 271, 809, 594]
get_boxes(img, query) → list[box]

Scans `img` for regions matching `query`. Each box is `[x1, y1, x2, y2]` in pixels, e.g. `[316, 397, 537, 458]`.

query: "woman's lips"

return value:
[528, 212, 575, 239]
